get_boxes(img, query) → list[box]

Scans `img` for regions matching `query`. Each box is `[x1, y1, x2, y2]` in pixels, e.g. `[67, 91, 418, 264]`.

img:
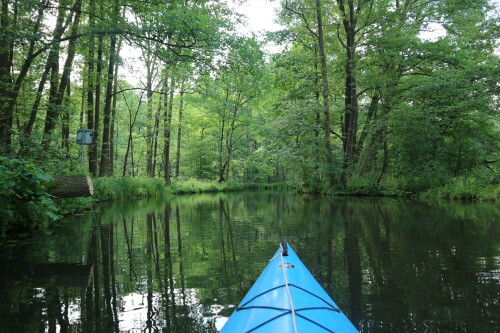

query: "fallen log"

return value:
[47, 175, 94, 199]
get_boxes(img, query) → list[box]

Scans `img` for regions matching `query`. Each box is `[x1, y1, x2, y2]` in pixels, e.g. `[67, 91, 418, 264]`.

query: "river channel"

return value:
[0, 192, 498, 332]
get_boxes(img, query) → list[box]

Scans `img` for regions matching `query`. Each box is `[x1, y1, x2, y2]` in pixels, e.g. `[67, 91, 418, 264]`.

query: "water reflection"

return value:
[0, 193, 498, 332]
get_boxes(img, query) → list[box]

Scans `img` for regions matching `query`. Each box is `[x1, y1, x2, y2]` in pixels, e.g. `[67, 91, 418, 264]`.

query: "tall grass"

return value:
[93, 177, 297, 200]
[93, 177, 168, 201]
[421, 176, 499, 202]
[167, 179, 297, 194]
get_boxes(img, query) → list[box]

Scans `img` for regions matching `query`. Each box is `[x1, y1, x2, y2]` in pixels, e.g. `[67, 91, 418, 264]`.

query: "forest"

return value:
[0, 0, 498, 231]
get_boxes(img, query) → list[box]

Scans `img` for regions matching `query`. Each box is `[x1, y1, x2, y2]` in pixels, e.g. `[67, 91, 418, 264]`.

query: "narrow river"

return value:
[1, 192, 498, 332]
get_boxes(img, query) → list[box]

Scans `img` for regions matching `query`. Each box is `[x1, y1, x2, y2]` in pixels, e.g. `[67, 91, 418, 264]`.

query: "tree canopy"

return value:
[0, 0, 498, 197]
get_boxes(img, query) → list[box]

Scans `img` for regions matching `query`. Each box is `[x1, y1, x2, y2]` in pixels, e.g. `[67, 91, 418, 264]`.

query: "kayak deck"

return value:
[220, 242, 358, 332]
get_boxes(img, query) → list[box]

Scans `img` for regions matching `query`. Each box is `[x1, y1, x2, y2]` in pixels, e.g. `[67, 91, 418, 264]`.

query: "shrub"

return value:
[421, 167, 499, 202]
[0, 157, 58, 234]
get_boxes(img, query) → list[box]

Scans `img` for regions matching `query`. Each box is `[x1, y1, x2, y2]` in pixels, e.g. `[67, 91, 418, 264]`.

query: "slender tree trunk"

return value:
[99, 0, 119, 177]
[153, 94, 163, 176]
[357, 95, 379, 174]
[224, 93, 241, 182]
[109, 38, 122, 175]
[162, 69, 170, 183]
[145, 54, 155, 177]
[375, 101, 390, 186]
[315, 0, 334, 186]
[60, 81, 71, 150]
[0, 0, 12, 152]
[164, 74, 175, 185]
[23, 64, 49, 140]
[121, 91, 143, 177]
[313, 45, 322, 182]
[4, 1, 46, 152]
[57, 0, 83, 151]
[40, 1, 69, 149]
[91, 33, 104, 176]
[357, 94, 379, 154]
[338, 0, 359, 186]
[131, 135, 135, 176]
[152, 93, 162, 176]
[86, 0, 96, 175]
[218, 90, 229, 182]
[175, 85, 185, 178]
[123, 128, 133, 177]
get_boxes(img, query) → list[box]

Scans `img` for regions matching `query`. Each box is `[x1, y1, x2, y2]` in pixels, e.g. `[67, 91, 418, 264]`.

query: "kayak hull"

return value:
[220, 244, 358, 332]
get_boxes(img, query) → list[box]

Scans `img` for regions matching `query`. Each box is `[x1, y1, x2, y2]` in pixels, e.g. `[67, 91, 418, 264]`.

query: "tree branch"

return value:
[284, 0, 319, 39]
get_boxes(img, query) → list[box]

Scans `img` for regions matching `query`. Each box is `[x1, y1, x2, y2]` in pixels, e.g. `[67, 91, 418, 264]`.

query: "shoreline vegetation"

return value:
[1, 171, 497, 235]
[92, 175, 499, 202]
[46, 174, 497, 235]
[94, 177, 299, 200]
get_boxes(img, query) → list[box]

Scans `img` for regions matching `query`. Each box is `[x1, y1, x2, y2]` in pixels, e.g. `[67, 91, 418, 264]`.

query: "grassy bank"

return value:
[326, 173, 499, 202]
[420, 179, 499, 202]
[93, 177, 298, 201]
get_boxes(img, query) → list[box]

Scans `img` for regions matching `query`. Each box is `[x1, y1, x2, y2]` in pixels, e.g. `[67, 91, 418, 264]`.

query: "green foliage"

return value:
[93, 176, 297, 199]
[93, 177, 168, 201]
[55, 197, 95, 216]
[0, 157, 58, 233]
[167, 178, 297, 194]
[1, 0, 497, 206]
[421, 167, 499, 202]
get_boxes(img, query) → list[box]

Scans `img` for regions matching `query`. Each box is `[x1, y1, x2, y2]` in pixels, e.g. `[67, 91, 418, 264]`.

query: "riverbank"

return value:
[56, 177, 298, 215]
[93, 177, 298, 200]
[325, 173, 499, 203]
[2, 173, 497, 235]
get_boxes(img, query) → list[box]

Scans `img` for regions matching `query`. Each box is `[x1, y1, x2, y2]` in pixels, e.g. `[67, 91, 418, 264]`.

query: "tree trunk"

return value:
[175, 84, 185, 178]
[122, 127, 133, 176]
[375, 101, 390, 186]
[99, 0, 119, 177]
[357, 94, 379, 155]
[109, 37, 122, 175]
[152, 93, 162, 176]
[22, 50, 52, 153]
[58, 1, 83, 151]
[60, 82, 71, 150]
[164, 75, 175, 185]
[3, 1, 46, 152]
[86, 0, 96, 175]
[145, 52, 155, 177]
[41, 0, 76, 149]
[0, 0, 12, 152]
[338, 0, 359, 186]
[91, 33, 104, 176]
[315, 0, 334, 186]
[122, 90, 144, 177]
[47, 175, 94, 198]
[218, 90, 229, 182]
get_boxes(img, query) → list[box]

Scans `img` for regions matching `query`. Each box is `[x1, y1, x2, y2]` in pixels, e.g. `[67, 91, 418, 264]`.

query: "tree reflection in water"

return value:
[0, 193, 498, 332]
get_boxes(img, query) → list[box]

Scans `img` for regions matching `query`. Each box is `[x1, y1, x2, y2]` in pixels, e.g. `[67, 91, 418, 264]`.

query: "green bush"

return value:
[0, 157, 58, 234]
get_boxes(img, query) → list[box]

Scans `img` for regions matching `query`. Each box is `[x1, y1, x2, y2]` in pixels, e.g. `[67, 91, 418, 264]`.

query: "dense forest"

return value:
[0, 0, 498, 229]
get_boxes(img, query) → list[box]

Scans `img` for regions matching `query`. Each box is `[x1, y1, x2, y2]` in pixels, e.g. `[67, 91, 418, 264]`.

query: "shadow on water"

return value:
[0, 192, 498, 332]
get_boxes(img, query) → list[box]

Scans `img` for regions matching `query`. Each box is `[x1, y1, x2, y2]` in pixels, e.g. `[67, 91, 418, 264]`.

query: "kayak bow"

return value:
[220, 241, 358, 332]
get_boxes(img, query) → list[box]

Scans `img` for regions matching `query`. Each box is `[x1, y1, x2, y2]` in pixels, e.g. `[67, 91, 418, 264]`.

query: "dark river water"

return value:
[0, 192, 498, 332]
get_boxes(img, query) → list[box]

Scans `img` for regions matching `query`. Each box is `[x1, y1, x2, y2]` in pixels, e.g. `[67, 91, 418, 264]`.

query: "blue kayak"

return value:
[220, 241, 358, 332]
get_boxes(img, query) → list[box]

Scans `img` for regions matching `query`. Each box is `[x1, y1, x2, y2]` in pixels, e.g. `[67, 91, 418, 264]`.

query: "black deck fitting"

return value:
[281, 240, 289, 256]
